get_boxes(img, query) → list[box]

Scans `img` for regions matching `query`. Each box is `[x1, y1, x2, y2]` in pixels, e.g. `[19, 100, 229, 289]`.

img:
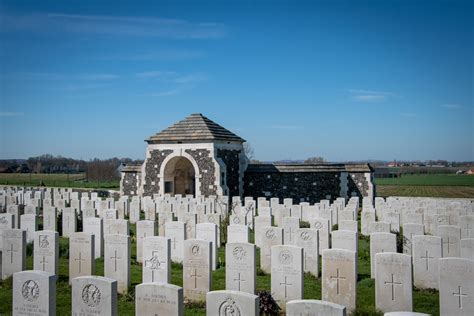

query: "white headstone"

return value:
[196, 223, 218, 270]
[135, 282, 183, 316]
[69, 232, 95, 283]
[33, 230, 59, 275]
[271, 245, 304, 309]
[20, 214, 37, 244]
[412, 235, 442, 290]
[227, 224, 249, 244]
[83, 217, 104, 259]
[104, 219, 129, 236]
[295, 228, 319, 277]
[104, 234, 130, 294]
[322, 249, 357, 313]
[206, 290, 259, 316]
[2, 228, 26, 280]
[370, 232, 397, 278]
[183, 239, 211, 301]
[460, 215, 474, 239]
[136, 220, 157, 263]
[437, 225, 461, 257]
[402, 223, 424, 255]
[439, 257, 474, 316]
[310, 218, 330, 253]
[260, 226, 283, 273]
[71, 275, 117, 316]
[13, 270, 56, 315]
[460, 238, 474, 260]
[282, 216, 300, 245]
[142, 236, 171, 283]
[165, 221, 186, 263]
[42, 207, 57, 232]
[286, 299, 346, 316]
[254, 215, 272, 248]
[62, 208, 77, 237]
[332, 230, 358, 252]
[339, 220, 358, 233]
[375, 253, 413, 313]
[226, 242, 256, 294]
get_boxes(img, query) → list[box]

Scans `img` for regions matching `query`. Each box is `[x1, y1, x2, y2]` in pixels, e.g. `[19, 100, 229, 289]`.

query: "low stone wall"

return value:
[243, 164, 374, 203]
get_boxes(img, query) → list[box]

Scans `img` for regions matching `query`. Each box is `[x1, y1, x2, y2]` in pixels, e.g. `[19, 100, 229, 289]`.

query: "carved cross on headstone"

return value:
[443, 237, 456, 254]
[110, 250, 121, 272]
[189, 268, 202, 289]
[286, 227, 295, 242]
[464, 224, 472, 237]
[40, 255, 48, 270]
[7, 243, 17, 264]
[452, 285, 468, 309]
[145, 251, 166, 282]
[75, 252, 85, 273]
[172, 237, 177, 250]
[330, 268, 346, 295]
[385, 273, 402, 300]
[280, 276, 293, 298]
[233, 272, 246, 291]
[421, 250, 434, 270]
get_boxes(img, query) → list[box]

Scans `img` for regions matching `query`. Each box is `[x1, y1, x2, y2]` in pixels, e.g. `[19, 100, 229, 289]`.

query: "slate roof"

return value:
[246, 163, 373, 173]
[146, 113, 245, 143]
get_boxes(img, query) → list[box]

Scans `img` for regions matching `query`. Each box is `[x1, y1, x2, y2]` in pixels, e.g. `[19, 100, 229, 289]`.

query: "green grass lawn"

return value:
[0, 220, 439, 316]
[375, 174, 474, 186]
[0, 173, 119, 189]
[375, 174, 474, 198]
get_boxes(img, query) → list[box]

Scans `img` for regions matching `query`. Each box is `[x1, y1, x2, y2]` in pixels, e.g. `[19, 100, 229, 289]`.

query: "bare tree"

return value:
[304, 156, 326, 164]
[243, 142, 255, 161]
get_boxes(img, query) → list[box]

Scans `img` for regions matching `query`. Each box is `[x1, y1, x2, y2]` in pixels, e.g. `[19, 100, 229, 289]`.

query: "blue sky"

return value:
[0, 0, 472, 162]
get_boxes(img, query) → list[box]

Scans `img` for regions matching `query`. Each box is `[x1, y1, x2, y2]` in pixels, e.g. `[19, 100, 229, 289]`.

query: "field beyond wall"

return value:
[1, 173, 473, 198]
[375, 174, 474, 198]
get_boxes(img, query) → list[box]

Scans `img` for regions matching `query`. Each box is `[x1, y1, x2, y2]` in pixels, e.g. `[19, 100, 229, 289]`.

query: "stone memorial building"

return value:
[121, 113, 375, 202]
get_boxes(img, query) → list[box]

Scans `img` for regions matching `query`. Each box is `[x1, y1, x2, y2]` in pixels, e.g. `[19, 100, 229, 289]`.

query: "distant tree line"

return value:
[0, 155, 143, 181]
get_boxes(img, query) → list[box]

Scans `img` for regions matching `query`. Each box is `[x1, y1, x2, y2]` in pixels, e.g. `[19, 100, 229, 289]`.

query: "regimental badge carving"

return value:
[82, 284, 102, 307]
[218, 296, 241, 316]
[208, 215, 215, 223]
[232, 246, 246, 261]
[191, 244, 201, 256]
[233, 217, 240, 224]
[39, 235, 50, 248]
[300, 231, 312, 241]
[0, 215, 7, 225]
[145, 252, 163, 270]
[279, 250, 293, 264]
[265, 229, 276, 240]
[22, 280, 40, 302]
[437, 217, 446, 223]
[313, 221, 323, 229]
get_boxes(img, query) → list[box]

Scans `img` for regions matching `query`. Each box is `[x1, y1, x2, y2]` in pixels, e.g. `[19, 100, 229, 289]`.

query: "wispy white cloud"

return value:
[0, 112, 24, 117]
[144, 89, 181, 97]
[5, 72, 119, 81]
[91, 50, 206, 61]
[173, 73, 207, 84]
[135, 71, 207, 84]
[268, 125, 304, 130]
[1, 12, 227, 39]
[135, 71, 177, 79]
[440, 104, 462, 109]
[348, 89, 396, 102]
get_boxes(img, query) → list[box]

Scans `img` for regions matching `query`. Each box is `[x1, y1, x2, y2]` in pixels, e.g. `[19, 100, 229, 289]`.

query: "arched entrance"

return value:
[163, 156, 196, 197]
